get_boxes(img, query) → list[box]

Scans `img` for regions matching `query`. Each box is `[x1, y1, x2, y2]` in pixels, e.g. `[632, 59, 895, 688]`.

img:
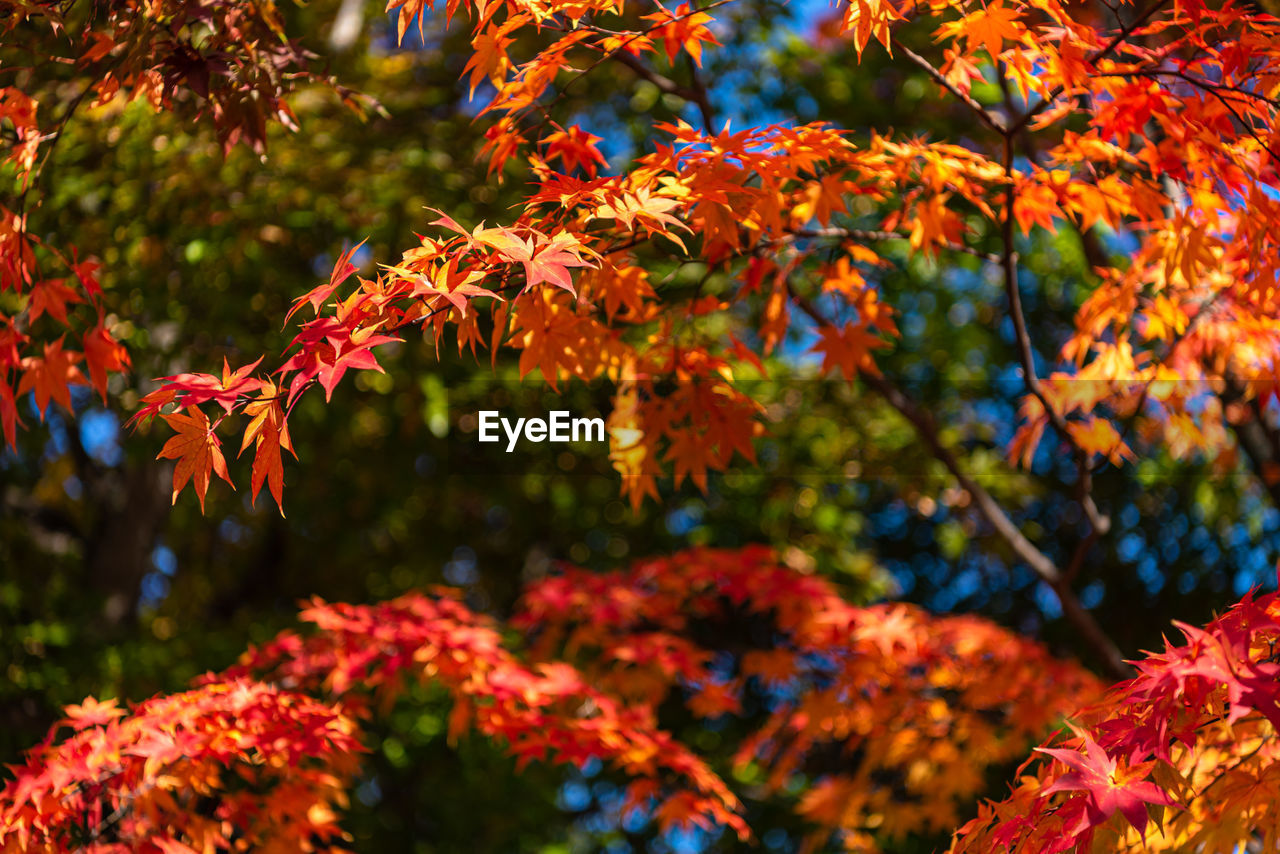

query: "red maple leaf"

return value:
[27, 278, 83, 325]
[1037, 730, 1176, 837]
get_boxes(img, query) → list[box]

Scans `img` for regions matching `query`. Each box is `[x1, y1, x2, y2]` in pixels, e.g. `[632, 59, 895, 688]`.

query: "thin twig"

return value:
[786, 226, 1003, 263]
[898, 44, 1007, 134]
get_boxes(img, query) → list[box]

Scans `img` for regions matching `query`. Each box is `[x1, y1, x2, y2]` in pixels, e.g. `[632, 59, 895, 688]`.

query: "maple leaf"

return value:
[654, 791, 715, 832]
[146, 357, 265, 416]
[17, 336, 87, 418]
[463, 24, 518, 97]
[385, 0, 431, 45]
[386, 258, 502, 319]
[1037, 732, 1176, 837]
[476, 227, 596, 294]
[664, 427, 714, 491]
[791, 175, 851, 227]
[941, 46, 984, 97]
[641, 3, 721, 67]
[688, 681, 742, 718]
[26, 278, 83, 325]
[239, 380, 294, 515]
[480, 117, 525, 177]
[592, 187, 689, 249]
[726, 333, 766, 375]
[131, 386, 179, 426]
[285, 240, 367, 324]
[810, 322, 888, 380]
[79, 31, 114, 65]
[156, 407, 233, 511]
[0, 381, 20, 449]
[1065, 416, 1134, 466]
[543, 125, 609, 177]
[81, 322, 130, 402]
[248, 423, 286, 514]
[841, 0, 901, 58]
[63, 696, 125, 731]
[278, 318, 401, 403]
[905, 192, 967, 256]
[585, 264, 657, 322]
[937, 2, 1024, 61]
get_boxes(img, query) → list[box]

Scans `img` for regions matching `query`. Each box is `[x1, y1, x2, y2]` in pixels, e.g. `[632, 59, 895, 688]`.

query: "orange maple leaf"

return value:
[841, 0, 901, 58]
[463, 22, 519, 97]
[239, 381, 294, 515]
[641, 3, 721, 67]
[1065, 416, 1134, 466]
[476, 227, 595, 294]
[63, 696, 125, 731]
[27, 278, 83, 325]
[543, 125, 609, 177]
[157, 407, 233, 511]
[385, 0, 431, 45]
[811, 322, 888, 380]
[286, 240, 366, 325]
[82, 323, 130, 403]
[17, 336, 88, 418]
[937, 2, 1024, 61]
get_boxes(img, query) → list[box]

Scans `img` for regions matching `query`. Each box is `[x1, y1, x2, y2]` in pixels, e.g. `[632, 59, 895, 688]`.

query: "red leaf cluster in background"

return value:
[5, 550, 1280, 851]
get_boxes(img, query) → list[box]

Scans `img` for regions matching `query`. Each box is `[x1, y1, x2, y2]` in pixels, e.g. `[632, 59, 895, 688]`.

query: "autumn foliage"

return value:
[953, 587, 1280, 852]
[80, 0, 1277, 533]
[0, 681, 363, 852]
[0, 548, 1099, 850]
[6, 0, 1280, 847]
[7, 549, 1280, 851]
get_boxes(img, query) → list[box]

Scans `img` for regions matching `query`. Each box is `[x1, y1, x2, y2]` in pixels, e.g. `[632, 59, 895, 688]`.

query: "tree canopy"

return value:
[4, 0, 1280, 850]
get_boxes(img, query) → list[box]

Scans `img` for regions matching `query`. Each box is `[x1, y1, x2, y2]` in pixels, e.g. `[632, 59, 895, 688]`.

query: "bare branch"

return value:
[608, 50, 717, 135]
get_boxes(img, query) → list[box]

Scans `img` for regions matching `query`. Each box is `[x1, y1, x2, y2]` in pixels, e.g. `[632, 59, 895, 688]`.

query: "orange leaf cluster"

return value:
[1, 0, 348, 455]
[515, 546, 1102, 846]
[953, 587, 1280, 852]
[8, 549, 1280, 851]
[124, 0, 1280, 513]
[217, 584, 750, 839]
[0, 681, 362, 853]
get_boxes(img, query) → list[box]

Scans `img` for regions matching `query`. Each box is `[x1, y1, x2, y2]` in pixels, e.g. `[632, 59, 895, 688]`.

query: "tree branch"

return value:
[998, 135, 1111, 540]
[1222, 375, 1280, 511]
[785, 226, 1003, 263]
[684, 53, 717, 136]
[608, 50, 716, 135]
[788, 286, 1131, 679]
[898, 44, 1007, 135]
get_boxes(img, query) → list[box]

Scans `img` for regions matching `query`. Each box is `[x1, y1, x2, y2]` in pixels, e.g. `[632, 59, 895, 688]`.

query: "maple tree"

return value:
[0, 548, 1099, 850]
[5, 0, 1280, 848]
